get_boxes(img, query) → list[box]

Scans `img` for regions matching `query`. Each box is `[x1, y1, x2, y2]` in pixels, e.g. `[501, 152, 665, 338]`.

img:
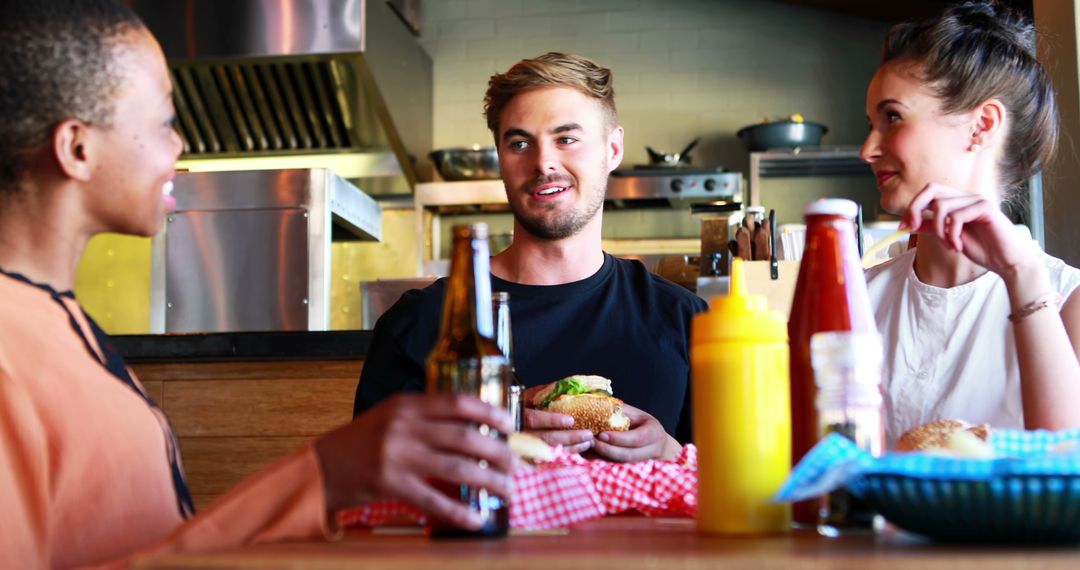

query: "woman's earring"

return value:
[969, 141, 981, 153]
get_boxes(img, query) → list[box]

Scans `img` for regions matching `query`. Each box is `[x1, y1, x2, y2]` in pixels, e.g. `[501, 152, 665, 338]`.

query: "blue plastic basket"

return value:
[850, 473, 1080, 543]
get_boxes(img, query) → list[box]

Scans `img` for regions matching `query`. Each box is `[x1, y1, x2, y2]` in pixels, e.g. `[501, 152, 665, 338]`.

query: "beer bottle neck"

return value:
[440, 235, 494, 340]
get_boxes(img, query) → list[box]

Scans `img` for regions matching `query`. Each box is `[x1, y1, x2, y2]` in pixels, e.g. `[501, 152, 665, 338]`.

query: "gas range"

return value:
[607, 167, 742, 201]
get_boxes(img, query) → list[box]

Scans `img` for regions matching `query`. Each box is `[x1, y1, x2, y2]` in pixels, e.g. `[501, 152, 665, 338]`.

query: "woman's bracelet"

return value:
[1008, 291, 1063, 323]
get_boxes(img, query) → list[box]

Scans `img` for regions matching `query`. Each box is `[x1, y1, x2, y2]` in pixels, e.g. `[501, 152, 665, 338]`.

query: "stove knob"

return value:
[670, 178, 684, 193]
[704, 178, 717, 192]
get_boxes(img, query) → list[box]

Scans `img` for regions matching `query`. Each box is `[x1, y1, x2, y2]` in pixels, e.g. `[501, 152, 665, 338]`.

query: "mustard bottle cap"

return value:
[692, 258, 787, 343]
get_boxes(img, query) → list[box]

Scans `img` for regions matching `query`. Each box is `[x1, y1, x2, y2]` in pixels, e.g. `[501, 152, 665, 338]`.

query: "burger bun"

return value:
[896, 419, 992, 455]
[546, 392, 631, 435]
[508, 432, 555, 463]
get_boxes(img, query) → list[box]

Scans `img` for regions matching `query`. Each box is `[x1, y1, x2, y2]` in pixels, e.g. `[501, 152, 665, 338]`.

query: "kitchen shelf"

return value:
[747, 146, 872, 207]
[414, 180, 508, 275]
[756, 147, 872, 177]
[414, 180, 506, 207]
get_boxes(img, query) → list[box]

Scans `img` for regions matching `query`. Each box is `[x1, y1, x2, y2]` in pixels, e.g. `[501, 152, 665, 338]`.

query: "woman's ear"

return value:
[970, 98, 1006, 151]
[52, 119, 95, 182]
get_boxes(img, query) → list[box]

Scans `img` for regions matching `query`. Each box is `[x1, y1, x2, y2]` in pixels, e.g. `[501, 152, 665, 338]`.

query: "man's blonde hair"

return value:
[483, 52, 617, 138]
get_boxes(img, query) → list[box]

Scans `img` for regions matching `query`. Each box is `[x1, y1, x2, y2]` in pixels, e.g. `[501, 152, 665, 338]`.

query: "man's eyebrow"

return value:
[501, 127, 533, 142]
[501, 123, 584, 142]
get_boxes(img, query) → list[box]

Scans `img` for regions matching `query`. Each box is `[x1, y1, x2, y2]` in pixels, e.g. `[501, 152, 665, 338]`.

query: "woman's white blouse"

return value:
[865, 248, 1080, 447]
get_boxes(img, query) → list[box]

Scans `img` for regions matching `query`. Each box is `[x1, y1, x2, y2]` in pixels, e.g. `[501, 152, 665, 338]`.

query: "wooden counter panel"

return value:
[132, 360, 364, 383]
[129, 359, 363, 503]
[179, 436, 312, 495]
[164, 378, 356, 437]
[140, 380, 164, 406]
[192, 494, 222, 512]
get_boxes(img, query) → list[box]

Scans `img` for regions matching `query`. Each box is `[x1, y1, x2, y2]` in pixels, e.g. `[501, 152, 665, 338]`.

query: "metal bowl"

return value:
[736, 121, 828, 151]
[429, 146, 500, 181]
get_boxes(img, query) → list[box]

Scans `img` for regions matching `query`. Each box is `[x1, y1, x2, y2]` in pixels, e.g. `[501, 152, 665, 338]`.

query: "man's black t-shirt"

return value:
[353, 253, 708, 443]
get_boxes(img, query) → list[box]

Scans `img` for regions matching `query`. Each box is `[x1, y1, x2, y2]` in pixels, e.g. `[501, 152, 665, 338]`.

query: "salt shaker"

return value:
[811, 330, 885, 537]
[492, 291, 523, 432]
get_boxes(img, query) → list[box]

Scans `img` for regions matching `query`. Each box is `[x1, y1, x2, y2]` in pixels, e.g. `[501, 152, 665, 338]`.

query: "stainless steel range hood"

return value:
[129, 0, 432, 196]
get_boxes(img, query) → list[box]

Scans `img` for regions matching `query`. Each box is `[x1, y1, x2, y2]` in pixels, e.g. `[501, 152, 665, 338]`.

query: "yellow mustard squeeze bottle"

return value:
[691, 257, 791, 534]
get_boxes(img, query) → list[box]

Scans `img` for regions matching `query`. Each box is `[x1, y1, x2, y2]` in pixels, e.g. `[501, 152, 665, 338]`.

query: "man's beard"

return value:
[510, 171, 606, 240]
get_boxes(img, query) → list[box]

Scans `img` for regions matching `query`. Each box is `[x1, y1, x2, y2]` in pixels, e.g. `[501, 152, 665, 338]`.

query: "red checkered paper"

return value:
[338, 444, 698, 531]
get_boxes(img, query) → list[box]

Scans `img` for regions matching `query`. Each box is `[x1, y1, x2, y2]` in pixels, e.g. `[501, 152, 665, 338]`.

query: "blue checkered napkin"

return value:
[774, 429, 1080, 503]
[774, 433, 875, 502]
[992, 427, 1080, 457]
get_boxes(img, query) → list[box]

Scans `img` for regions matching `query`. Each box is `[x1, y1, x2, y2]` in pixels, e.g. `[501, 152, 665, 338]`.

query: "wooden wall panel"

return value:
[129, 359, 365, 504]
[179, 436, 311, 495]
[164, 378, 356, 437]
[140, 380, 164, 406]
[133, 360, 364, 383]
[191, 494, 221, 512]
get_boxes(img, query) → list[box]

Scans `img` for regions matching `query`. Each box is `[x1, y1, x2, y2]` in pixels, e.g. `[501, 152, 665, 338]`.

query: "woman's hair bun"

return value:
[951, 1, 1034, 51]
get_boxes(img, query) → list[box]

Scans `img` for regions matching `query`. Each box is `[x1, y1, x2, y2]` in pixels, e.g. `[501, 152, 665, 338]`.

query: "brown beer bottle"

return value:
[426, 223, 511, 538]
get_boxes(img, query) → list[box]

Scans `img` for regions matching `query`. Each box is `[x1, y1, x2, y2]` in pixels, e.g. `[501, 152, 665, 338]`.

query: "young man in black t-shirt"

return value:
[355, 53, 706, 462]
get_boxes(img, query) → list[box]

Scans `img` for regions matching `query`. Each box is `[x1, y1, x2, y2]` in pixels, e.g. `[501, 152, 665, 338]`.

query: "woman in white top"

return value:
[860, 2, 1080, 445]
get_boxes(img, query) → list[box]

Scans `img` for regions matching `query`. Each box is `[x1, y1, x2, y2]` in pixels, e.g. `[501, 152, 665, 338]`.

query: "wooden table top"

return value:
[132, 516, 1080, 570]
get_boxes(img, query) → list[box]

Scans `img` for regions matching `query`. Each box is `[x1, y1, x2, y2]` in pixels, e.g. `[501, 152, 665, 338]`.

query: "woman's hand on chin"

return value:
[902, 182, 1042, 277]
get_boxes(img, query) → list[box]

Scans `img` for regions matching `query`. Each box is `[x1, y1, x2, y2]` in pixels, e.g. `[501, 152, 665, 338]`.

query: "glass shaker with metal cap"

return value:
[812, 330, 885, 537]
[492, 291, 523, 432]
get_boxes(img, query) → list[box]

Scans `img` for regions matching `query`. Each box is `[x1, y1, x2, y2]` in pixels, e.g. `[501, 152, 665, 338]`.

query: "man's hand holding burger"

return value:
[591, 403, 682, 462]
[522, 375, 679, 461]
[523, 383, 595, 454]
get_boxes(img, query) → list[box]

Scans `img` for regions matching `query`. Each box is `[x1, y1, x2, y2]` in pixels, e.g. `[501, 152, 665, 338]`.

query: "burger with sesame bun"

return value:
[896, 419, 993, 455]
[530, 375, 631, 434]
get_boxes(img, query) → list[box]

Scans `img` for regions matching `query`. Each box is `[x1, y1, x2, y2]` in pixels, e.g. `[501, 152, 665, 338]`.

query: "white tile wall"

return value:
[419, 0, 889, 174]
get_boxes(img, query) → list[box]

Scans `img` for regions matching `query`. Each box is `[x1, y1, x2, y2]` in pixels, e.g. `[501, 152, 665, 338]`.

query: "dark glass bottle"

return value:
[788, 199, 877, 526]
[426, 223, 510, 538]
[492, 291, 524, 432]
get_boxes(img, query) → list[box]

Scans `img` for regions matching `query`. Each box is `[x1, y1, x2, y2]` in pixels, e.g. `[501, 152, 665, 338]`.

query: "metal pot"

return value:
[646, 137, 700, 167]
[429, 146, 500, 181]
[736, 121, 828, 151]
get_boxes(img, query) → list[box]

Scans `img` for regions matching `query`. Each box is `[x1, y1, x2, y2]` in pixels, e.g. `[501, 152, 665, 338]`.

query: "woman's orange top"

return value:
[0, 273, 339, 568]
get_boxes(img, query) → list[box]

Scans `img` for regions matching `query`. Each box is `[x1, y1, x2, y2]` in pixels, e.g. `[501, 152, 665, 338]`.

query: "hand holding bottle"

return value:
[314, 393, 514, 530]
[425, 223, 513, 537]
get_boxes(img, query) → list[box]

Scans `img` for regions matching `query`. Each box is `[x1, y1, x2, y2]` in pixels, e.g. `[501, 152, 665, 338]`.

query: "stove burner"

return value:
[607, 168, 742, 200]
